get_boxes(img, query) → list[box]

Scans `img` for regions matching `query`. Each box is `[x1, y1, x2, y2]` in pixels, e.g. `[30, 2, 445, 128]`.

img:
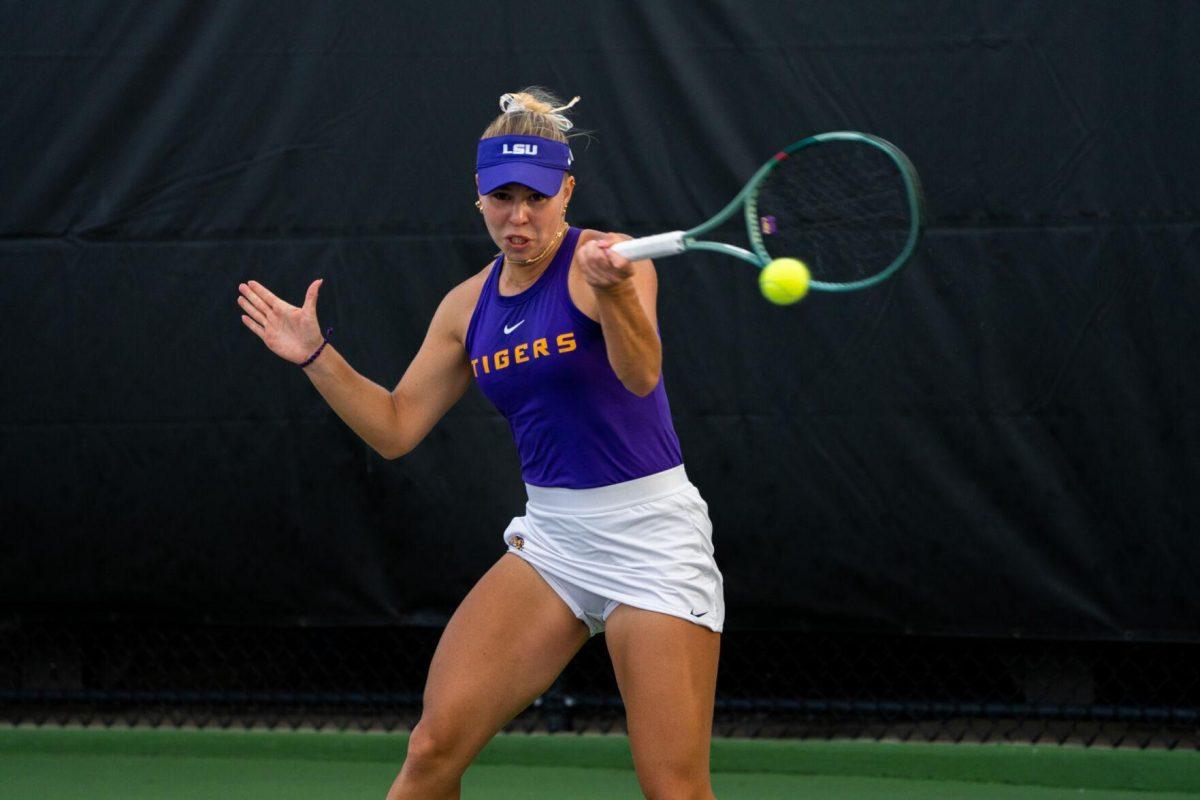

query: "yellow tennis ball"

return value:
[759, 258, 810, 305]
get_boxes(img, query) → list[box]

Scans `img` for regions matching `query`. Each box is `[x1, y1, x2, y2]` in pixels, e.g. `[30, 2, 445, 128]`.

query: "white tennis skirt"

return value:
[503, 464, 725, 636]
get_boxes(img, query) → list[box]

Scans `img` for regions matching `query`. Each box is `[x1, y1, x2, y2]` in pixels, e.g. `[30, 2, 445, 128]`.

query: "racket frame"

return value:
[613, 131, 924, 293]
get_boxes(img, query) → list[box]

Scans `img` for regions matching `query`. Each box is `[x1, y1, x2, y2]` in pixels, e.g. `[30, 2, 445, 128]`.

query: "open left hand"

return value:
[238, 278, 326, 365]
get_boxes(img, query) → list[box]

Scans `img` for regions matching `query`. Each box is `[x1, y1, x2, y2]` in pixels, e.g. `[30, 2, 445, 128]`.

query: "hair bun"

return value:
[498, 91, 581, 132]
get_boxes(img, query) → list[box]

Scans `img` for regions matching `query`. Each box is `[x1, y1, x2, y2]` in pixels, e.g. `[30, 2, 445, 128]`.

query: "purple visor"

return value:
[476, 135, 574, 197]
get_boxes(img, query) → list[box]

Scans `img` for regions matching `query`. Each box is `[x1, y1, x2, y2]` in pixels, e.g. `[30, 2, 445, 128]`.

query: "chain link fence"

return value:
[2, 616, 1196, 749]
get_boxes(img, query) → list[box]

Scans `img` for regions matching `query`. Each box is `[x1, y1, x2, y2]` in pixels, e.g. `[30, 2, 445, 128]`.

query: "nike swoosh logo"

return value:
[503, 320, 525, 334]
[690, 610, 708, 618]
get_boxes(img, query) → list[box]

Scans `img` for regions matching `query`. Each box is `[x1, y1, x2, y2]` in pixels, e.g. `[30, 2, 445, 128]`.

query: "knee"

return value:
[637, 765, 715, 800]
[402, 720, 466, 778]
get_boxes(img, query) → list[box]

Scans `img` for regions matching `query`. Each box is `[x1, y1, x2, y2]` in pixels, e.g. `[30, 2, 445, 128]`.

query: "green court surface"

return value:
[2, 727, 1198, 799]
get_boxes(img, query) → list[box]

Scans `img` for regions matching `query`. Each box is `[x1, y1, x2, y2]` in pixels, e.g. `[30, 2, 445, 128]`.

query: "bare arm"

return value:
[238, 278, 474, 460]
[378, 289, 474, 458]
[575, 235, 662, 396]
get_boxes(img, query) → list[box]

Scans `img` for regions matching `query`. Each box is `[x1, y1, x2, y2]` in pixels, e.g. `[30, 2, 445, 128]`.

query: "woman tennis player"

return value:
[237, 88, 724, 800]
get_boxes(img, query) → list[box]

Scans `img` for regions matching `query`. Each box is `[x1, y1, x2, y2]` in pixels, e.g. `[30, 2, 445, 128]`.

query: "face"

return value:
[476, 174, 574, 262]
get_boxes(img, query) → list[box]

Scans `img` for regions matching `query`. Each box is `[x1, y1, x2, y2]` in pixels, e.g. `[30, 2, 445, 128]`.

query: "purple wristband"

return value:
[300, 327, 333, 368]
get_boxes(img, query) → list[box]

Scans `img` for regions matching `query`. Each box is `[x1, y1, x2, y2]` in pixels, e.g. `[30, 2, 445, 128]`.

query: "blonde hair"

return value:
[481, 87, 582, 142]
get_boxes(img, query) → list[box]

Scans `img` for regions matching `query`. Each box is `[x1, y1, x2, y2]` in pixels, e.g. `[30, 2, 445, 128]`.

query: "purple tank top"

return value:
[464, 227, 683, 489]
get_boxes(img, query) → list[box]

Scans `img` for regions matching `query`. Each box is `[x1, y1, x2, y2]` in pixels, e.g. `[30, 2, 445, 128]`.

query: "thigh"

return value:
[605, 605, 721, 782]
[419, 553, 589, 755]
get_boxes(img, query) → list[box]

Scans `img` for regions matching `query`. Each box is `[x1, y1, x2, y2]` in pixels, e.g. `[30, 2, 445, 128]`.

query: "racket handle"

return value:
[611, 231, 686, 261]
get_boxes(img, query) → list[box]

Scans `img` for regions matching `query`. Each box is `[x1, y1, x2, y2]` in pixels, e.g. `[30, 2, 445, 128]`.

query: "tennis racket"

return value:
[612, 131, 924, 292]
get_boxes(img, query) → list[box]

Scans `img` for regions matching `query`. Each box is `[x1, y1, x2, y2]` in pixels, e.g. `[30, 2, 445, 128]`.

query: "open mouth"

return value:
[506, 235, 532, 248]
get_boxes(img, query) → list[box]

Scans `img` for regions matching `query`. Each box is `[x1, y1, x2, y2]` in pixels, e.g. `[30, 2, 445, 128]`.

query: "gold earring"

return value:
[475, 199, 483, 212]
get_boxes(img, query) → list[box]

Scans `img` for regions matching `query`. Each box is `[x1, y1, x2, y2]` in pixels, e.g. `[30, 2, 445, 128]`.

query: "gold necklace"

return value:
[505, 223, 568, 267]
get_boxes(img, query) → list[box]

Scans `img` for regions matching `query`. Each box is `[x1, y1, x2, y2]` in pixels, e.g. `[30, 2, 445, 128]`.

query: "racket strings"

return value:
[756, 141, 913, 283]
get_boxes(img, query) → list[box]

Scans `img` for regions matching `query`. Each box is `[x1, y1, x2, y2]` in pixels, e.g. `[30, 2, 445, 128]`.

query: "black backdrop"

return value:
[2, 2, 1197, 641]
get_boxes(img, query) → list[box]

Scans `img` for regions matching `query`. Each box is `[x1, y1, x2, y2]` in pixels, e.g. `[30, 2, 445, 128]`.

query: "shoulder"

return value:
[435, 261, 495, 344]
[446, 261, 493, 307]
